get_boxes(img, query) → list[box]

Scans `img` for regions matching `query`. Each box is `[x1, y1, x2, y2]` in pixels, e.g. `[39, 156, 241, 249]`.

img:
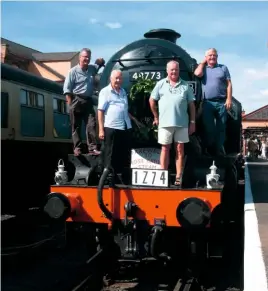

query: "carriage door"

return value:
[1, 92, 9, 138]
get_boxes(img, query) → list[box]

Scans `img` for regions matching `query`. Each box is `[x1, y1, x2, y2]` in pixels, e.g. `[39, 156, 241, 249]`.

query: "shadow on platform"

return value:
[246, 160, 268, 204]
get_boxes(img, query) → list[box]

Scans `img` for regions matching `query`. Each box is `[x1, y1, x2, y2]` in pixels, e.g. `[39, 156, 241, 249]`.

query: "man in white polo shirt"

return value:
[149, 60, 196, 186]
[98, 70, 140, 174]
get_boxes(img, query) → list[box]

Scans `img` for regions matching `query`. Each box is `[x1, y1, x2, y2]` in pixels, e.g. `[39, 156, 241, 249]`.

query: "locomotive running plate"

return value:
[132, 168, 169, 187]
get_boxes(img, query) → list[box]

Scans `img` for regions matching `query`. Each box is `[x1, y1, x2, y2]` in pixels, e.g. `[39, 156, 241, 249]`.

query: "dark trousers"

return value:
[69, 96, 97, 152]
[202, 99, 227, 152]
[102, 127, 131, 173]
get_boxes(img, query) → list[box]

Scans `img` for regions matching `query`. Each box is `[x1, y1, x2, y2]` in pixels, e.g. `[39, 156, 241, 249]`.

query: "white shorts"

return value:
[158, 127, 189, 145]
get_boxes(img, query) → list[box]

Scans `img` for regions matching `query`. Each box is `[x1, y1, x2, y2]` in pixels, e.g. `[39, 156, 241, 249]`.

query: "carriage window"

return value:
[20, 89, 44, 108]
[53, 97, 71, 139]
[28, 91, 36, 106]
[1, 92, 9, 128]
[20, 89, 45, 137]
[53, 97, 68, 114]
[37, 94, 44, 108]
[20, 89, 27, 105]
[53, 98, 58, 111]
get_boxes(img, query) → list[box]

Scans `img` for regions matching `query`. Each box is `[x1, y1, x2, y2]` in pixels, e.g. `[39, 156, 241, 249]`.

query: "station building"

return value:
[242, 105, 268, 155]
[1, 37, 78, 83]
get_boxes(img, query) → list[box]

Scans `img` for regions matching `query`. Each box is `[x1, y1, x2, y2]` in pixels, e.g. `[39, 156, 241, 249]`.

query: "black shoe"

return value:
[88, 149, 101, 156]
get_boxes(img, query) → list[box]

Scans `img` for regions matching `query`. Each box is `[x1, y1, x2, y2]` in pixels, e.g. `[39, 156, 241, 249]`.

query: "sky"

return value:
[1, 1, 268, 114]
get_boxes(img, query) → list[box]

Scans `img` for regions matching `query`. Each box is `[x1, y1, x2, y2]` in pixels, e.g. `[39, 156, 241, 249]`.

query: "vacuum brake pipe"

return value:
[97, 168, 126, 234]
[97, 168, 113, 221]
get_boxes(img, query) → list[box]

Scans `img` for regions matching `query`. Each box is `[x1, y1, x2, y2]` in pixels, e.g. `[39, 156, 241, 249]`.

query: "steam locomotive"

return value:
[43, 29, 244, 273]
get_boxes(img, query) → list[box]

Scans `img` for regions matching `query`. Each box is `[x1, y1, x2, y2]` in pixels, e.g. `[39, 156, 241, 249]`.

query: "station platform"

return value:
[244, 159, 268, 291]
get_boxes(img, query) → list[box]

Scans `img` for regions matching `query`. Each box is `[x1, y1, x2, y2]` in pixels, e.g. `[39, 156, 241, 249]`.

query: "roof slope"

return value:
[32, 52, 78, 62]
[1, 37, 41, 58]
[242, 105, 268, 120]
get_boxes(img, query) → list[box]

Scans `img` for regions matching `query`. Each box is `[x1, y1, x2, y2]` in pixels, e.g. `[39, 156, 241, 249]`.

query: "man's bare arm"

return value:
[149, 98, 159, 119]
[226, 79, 232, 101]
[98, 110, 105, 133]
[194, 59, 207, 78]
[188, 101, 196, 123]
[65, 94, 72, 105]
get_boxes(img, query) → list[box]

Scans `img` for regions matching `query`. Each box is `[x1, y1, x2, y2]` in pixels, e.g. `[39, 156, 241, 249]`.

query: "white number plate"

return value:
[129, 71, 164, 81]
[132, 169, 169, 187]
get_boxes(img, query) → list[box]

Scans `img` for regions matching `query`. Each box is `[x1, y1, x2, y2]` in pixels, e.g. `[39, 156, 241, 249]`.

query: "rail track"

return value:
[71, 258, 198, 291]
[70, 253, 241, 291]
[2, 231, 242, 291]
[70, 226, 244, 291]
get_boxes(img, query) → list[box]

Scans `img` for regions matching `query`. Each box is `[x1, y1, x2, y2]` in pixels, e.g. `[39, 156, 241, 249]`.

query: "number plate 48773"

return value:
[129, 71, 164, 81]
[132, 169, 169, 187]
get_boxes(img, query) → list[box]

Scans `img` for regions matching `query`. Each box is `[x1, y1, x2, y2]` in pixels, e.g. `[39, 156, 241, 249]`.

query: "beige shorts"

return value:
[158, 127, 189, 145]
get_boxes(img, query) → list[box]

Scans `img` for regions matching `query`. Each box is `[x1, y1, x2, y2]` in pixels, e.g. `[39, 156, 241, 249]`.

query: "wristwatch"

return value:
[190, 120, 195, 124]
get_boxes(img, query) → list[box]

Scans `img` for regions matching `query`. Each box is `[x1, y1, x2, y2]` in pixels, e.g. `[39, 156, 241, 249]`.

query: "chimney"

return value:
[1, 44, 9, 63]
[144, 29, 181, 44]
[242, 110, 246, 117]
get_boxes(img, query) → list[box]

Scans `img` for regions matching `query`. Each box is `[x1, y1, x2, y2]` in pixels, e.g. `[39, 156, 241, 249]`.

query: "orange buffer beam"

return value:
[50, 186, 221, 227]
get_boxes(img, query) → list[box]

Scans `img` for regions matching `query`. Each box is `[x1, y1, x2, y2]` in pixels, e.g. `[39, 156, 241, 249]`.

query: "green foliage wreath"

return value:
[128, 78, 158, 143]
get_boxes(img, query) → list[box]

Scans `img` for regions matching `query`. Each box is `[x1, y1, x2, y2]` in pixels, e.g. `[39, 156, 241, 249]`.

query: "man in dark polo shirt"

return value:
[63, 48, 105, 156]
[194, 48, 232, 156]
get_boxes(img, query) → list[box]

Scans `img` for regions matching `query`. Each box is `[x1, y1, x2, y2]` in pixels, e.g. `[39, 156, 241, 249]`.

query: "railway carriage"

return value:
[1, 64, 76, 213]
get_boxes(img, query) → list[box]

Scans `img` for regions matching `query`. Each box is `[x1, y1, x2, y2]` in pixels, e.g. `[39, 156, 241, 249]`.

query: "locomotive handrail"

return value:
[111, 56, 181, 68]
[112, 56, 181, 61]
[112, 56, 181, 62]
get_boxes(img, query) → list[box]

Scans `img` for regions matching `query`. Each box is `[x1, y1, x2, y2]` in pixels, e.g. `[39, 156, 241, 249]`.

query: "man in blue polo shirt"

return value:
[194, 48, 232, 156]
